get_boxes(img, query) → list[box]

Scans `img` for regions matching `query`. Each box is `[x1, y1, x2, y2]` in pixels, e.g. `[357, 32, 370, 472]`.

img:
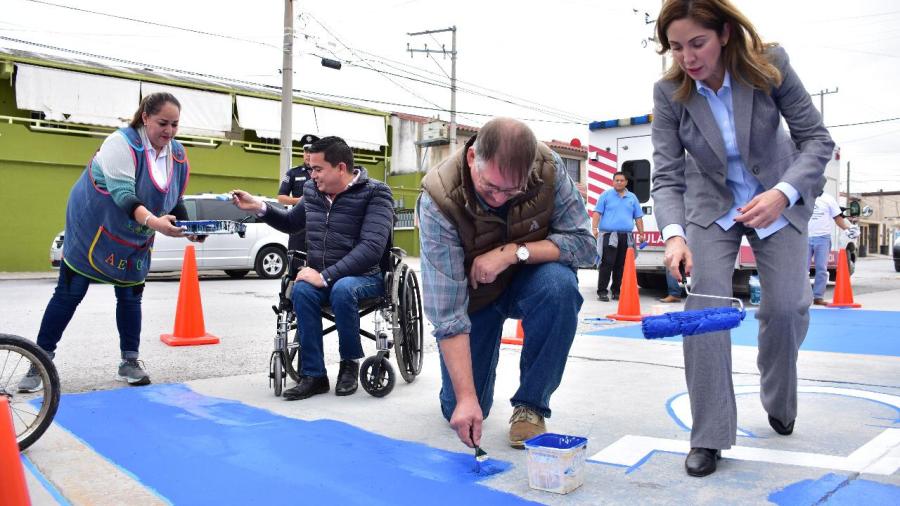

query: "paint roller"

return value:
[642, 279, 746, 339]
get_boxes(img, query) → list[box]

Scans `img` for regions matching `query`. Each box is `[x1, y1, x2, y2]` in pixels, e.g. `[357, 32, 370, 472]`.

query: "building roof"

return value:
[392, 112, 480, 132]
[0, 47, 386, 116]
[392, 112, 586, 156]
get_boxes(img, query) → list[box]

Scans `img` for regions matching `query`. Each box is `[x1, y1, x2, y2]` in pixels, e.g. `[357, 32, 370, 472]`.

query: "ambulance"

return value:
[586, 114, 856, 293]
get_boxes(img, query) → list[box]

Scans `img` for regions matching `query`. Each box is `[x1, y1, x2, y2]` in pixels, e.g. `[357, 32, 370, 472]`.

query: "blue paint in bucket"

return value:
[525, 433, 587, 449]
[523, 433, 588, 494]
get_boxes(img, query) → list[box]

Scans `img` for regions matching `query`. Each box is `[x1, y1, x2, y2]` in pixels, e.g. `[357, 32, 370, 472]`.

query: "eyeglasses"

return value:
[473, 162, 526, 199]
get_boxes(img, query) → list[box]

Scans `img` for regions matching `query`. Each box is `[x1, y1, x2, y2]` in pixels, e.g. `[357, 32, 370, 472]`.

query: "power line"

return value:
[303, 13, 447, 114]
[0, 35, 587, 125]
[318, 47, 588, 122]
[22, 0, 278, 48]
[827, 117, 900, 128]
[349, 46, 590, 122]
[17, 0, 589, 123]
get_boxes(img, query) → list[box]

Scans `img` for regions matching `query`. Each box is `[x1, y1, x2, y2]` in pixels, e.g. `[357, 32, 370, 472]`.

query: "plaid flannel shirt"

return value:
[416, 153, 594, 340]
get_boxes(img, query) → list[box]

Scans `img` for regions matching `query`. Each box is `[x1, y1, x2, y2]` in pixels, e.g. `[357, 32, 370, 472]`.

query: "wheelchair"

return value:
[268, 244, 424, 398]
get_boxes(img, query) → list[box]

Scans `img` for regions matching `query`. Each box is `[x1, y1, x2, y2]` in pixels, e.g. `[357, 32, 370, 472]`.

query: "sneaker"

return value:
[813, 298, 827, 306]
[17, 364, 42, 393]
[117, 358, 151, 386]
[508, 405, 546, 449]
[598, 294, 610, 302]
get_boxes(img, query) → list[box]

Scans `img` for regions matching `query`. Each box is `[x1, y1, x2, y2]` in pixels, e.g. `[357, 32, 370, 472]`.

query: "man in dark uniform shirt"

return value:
[277, 134, 318, 251]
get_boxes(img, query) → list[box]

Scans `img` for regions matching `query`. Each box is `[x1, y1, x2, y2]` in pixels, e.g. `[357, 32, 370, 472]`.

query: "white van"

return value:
[50, 194, 289, 279]
[586, 114, 855, 292]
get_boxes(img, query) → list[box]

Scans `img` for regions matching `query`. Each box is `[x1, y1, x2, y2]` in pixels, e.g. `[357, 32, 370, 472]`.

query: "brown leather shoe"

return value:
[813, 298, 827, 306]
[658, 295, 682, 303]
[508, 405, 546, 449]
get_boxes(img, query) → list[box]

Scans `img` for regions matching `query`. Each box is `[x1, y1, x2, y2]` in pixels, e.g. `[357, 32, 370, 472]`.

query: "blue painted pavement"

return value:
[587, 309, 900, 357]
[769, 473, 900, 505]
[52, 384, 538, 505]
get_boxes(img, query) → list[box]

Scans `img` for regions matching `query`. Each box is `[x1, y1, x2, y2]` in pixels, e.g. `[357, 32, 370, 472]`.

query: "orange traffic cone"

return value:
[501, 320, 525, 346]
[161, 245, 220, 346]
[607, 247, 647, 321]
[827, 248, 861, 308]
[1, 397, 31, 506]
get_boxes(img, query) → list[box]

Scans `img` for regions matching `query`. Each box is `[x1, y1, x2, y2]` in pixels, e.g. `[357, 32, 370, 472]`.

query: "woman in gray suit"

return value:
[650, 0, 833, 477]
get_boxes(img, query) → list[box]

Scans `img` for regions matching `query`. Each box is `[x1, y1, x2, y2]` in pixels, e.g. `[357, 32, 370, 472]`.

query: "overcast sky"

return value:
[3, 0, 899, 192]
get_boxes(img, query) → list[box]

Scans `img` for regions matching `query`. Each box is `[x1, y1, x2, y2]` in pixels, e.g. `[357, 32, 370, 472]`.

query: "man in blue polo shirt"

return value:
[592, 171, 644, 301]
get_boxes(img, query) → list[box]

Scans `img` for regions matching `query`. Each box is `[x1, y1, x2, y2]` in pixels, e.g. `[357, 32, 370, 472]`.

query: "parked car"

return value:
[49, 194, 290, 279]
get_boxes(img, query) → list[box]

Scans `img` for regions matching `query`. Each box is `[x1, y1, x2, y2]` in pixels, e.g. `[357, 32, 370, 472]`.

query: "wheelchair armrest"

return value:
[286, 250, 307, 279]
[390, 246, 406, 258]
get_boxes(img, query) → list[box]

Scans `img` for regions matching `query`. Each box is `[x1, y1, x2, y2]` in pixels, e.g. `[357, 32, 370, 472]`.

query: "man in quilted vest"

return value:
[418, 118, 594, 449]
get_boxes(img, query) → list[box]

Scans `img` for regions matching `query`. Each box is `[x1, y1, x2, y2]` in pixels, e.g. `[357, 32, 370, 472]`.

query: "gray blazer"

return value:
[650, 46, 834, 234]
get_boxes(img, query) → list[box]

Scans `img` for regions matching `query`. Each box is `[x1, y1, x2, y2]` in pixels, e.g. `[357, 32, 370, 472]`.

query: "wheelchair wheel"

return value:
[271, 353, 284, 397]
[285, 345, 302, 382]
[360, 356, 395, 398]
[0, 334, 60, 451]
[395, 267, 424, 383]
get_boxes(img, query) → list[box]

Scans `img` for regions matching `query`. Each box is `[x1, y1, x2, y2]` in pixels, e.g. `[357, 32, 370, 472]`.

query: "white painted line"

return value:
[591, 386, 900, 475]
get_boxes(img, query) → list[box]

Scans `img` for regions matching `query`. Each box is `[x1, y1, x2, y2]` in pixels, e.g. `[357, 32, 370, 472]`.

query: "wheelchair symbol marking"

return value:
[588, 386, 900, 475]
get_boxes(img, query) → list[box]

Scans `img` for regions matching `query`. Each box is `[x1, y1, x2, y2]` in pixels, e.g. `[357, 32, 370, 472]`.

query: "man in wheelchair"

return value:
[418, 118, 594, 449]
[232, 136, 394, 400]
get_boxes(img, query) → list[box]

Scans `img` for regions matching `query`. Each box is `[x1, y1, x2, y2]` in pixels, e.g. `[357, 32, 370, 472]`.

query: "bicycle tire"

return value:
[0, 334, 61, 451]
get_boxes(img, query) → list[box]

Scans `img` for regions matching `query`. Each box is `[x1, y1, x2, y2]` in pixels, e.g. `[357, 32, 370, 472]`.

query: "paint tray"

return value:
[523, 433, 588, 494]
[175, 220, 247, 238]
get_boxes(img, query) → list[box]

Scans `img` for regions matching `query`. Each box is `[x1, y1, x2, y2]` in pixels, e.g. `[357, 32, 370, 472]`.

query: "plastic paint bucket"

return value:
[523, 433, 588, 494]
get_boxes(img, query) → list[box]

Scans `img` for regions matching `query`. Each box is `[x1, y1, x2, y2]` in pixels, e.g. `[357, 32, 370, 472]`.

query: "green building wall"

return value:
[0, 61, 418, 271]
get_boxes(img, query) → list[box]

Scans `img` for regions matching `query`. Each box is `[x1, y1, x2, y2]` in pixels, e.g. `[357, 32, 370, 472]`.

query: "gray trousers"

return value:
[685, 222, 811, 449]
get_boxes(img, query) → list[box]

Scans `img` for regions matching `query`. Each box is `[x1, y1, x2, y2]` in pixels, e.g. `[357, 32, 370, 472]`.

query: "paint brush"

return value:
[470, 427, 488, 473]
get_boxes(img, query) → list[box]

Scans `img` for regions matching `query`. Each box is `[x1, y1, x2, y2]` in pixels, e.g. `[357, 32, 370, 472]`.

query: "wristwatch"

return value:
[515, 243, 529, 264]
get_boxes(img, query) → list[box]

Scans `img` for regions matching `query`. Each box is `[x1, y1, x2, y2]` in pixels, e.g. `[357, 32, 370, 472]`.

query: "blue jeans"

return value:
[665, 270, 683, 297]
[808, 235, 831, 299]
[292, 272, 384, 377]
[438, 263, 583, 421]
[37, 262, 143, 359]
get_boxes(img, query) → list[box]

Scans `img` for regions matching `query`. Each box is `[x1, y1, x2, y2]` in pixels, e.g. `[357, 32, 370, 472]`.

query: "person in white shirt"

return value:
[808, 192, 855, 305]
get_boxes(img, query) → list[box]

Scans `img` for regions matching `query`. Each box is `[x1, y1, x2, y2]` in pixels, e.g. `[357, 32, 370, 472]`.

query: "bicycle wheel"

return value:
[0, 334, 60, 451]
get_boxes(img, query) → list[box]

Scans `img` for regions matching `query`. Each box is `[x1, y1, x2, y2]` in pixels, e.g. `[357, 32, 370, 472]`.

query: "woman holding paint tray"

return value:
[650, 0, 833, 477]
[19, 92, 199, 391]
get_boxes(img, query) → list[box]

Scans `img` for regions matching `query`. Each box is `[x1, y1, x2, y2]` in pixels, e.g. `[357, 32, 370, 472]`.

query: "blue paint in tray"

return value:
[53, 384, 538, 505]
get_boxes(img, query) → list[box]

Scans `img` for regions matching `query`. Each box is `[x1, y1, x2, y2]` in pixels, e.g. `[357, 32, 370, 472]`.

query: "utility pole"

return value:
[847, 161, 851, 204]
[810, 87, 838, 123]
[407, 26, 457, 150]
[279, 0, 294, 179]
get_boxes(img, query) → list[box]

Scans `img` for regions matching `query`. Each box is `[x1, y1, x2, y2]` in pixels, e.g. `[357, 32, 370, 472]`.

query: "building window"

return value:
[395, 209, 416, 230]
[563, 157, 580, 183]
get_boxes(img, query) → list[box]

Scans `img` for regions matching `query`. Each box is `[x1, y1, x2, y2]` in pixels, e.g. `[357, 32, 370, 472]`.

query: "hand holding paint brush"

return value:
[470, 427, 488, 473]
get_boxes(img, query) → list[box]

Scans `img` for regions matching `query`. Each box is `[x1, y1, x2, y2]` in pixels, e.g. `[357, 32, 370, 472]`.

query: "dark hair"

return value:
[613, 171, 629, 181]
[473, 117, 536, 188]
[306, 136, 353, 171]
[129, 92, 181, 129]
[656, 0, 782, 102]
